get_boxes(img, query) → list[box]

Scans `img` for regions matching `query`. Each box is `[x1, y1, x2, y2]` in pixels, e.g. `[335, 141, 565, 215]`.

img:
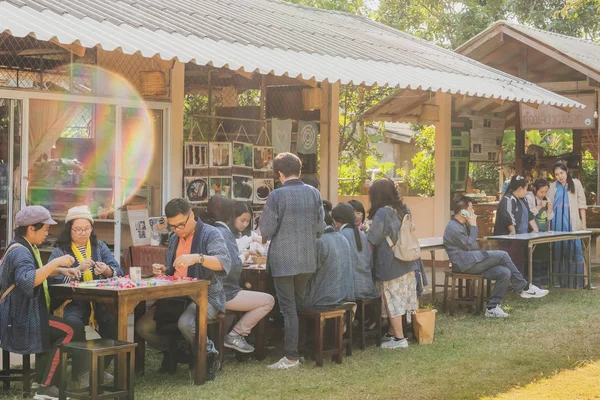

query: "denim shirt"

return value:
[367, 207, 419, 282]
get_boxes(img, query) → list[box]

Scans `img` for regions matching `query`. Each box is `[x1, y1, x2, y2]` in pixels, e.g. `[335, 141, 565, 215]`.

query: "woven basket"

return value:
[252, 255, 267, 265]
[302, 88, 321, 110]
[140, 70, 167, 96]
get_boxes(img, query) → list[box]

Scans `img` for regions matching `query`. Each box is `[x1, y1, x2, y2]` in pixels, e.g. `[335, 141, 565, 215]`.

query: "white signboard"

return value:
[520, 94, 596, 130]
[470, 125, 504, 162]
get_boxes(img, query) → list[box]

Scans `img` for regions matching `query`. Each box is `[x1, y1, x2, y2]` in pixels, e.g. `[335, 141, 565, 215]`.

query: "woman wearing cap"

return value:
[49, 206, 122, 357]
[0, 205, 85, 399]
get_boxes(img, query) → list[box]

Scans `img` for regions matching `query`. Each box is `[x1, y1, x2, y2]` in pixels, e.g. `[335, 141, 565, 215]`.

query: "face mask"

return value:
[460, 209, 471, 219]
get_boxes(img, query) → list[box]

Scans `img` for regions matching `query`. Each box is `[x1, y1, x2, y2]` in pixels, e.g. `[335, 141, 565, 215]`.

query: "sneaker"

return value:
[31, 382, 40, 390]
[267, 356, 300, 370]
[520, 284, 549, 299]
[77, 371, 114, 388]
[381, 333, 395, 342]
[224, 332, 255, 353]
[380, 337, 408, 349]
[206, 352, 221, 381]
[34, 385, 64, 400]
[485, 305, 510, 318]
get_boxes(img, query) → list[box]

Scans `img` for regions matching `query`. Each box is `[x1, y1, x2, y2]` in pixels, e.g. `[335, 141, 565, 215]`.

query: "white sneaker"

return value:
[485, 305, 510, 318]
[380, 337, 408, 349]
[267, 357, 300, 370]
[520, 284, 549, 299]
[380, 333, 395, 343]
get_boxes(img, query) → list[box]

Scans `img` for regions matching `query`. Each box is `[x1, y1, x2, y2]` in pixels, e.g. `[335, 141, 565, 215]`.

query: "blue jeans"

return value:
[455, 250, 528, 308]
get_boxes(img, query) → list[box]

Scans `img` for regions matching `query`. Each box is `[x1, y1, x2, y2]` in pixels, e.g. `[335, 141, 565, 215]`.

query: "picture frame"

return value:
[232, 141, 253, 169]
[253, 146, 274, 171]
[209, 142, 232, 168]
[184, 176, 209, 203]
[253, 210, 263, 234]
[253, 179, 274, 204]
[232, 175, 254, 201]
[209, 176, 233, 198]
[184, 142, 208, 169]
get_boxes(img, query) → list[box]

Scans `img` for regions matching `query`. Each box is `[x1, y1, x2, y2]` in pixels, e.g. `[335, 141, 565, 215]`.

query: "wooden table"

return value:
[486, 230, 593, 289]
[240, 266, 270, 360]
[419, 237, 445, 298]
[50, 279, 210, 385]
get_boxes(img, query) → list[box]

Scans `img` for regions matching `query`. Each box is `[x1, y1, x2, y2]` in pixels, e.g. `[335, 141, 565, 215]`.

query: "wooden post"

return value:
[515, 47, 528, 175]
[573, 129, 582, 180]
[319, 82, 340, 203]
[170, 61, 185, 198]
[433, 92, 452, 237]
[515, 105, 525, 174]
[597, 90, 600, 205]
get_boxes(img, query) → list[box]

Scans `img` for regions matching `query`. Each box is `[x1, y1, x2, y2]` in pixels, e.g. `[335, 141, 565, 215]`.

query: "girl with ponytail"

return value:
[332, 203, 378, 301]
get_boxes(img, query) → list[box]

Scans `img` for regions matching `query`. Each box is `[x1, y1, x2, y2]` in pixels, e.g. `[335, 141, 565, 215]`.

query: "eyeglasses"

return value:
[168, 213, 191, 231]
[72, 227, 92, 235]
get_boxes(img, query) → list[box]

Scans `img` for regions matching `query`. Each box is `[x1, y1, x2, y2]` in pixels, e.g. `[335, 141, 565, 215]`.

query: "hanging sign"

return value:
[520, 94, 596, 130]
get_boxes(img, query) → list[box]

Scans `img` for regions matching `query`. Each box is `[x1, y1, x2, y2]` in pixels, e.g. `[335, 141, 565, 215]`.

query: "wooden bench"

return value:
[355, 298, 382, 349]
[59, 339, 136, 400]
[298, 308, 344, 367]
[0, 351, 35, 398]
[443, 271, 487, 315]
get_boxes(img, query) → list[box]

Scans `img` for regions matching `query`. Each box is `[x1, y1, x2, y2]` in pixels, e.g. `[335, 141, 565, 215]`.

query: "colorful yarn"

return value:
[70, 275, 198, 289]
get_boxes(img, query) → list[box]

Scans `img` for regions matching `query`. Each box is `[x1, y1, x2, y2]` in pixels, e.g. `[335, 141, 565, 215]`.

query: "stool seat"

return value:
[298, 307, 345, 367]
[443, 270, 485, 316]
[61, 339, 136, 354]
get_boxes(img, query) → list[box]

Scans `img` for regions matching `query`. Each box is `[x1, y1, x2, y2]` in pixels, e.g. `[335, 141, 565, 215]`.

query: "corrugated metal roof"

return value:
[457, 21, 600, 78]
[0, 0, 583, 107]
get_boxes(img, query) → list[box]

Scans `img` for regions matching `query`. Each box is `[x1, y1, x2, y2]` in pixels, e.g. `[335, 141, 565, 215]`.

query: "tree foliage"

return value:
[397, 125, 436, 197]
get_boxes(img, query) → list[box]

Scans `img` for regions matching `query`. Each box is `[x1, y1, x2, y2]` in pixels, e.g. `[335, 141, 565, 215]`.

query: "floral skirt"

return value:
[377, 271, 418, 320]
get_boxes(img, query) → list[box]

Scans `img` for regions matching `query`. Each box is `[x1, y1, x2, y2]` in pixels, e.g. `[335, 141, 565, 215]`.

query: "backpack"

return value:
[385, 209, 421, 262]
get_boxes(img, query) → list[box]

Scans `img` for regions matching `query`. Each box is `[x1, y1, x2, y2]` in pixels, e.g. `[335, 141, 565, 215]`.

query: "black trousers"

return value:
[36, 315, 85, 387]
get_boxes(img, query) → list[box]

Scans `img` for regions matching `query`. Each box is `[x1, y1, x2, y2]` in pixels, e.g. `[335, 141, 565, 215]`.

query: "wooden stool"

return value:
[443, 271, 485, 316]
[298, 308, 345, 367]
[355, 298, 382, 349]
[165, 312, 225, 369]
[336, 303, 355, 357]
[208, 313, 225, 366]
[59, 339, 136, 400]
[0, 351, 34, 398]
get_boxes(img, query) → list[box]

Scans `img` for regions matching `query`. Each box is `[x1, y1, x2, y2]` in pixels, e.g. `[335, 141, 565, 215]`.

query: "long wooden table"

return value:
[50, 279, 210, 385]
[419, 237, 445, 298]
[486, 230, 593, 289]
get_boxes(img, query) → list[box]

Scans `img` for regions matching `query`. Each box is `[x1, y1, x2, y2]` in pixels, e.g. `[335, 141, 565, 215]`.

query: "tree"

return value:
[398, 125, 436, 196]
[285, 0, 369, 14]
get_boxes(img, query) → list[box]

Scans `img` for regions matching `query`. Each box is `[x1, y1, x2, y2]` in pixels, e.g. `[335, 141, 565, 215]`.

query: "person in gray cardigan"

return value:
[443, 196, 549, 318]
[260, 152, 325, 370]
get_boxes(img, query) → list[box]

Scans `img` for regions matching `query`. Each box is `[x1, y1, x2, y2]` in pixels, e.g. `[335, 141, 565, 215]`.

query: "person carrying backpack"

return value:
[367, 179, 421, 350]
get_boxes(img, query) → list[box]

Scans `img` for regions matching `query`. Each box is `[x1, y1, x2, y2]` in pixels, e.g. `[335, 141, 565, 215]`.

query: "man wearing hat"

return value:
[0, 205, 86, 400]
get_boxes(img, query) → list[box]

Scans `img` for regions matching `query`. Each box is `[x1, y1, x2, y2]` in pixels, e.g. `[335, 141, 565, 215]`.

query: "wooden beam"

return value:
[500, 26, 600, 83]
[537, 81, 592, 92]
[49, 39, 86, 57]
[518, 46, 528, 80]
[458, 28, 502, 56]
[515, 104, 525, 174]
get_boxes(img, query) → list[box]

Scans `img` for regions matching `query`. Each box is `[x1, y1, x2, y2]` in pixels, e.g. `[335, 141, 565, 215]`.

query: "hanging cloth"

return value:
[71, 240, 97, 328]
[272, 119, 292, 154]
[297, 121, 319, 154]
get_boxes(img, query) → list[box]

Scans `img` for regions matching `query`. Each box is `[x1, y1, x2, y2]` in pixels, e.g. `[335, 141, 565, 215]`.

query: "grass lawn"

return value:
[4, 272, 600, 400]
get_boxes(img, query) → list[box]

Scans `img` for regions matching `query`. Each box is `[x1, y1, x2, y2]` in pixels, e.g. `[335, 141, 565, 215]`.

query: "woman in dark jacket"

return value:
[494, 175, 539, 274]
[0, 206, 85, 399]
[207, 195, 274, 354]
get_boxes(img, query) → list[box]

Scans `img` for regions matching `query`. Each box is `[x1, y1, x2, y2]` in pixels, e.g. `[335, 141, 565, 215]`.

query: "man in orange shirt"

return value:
[136, 198, 231, 380]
